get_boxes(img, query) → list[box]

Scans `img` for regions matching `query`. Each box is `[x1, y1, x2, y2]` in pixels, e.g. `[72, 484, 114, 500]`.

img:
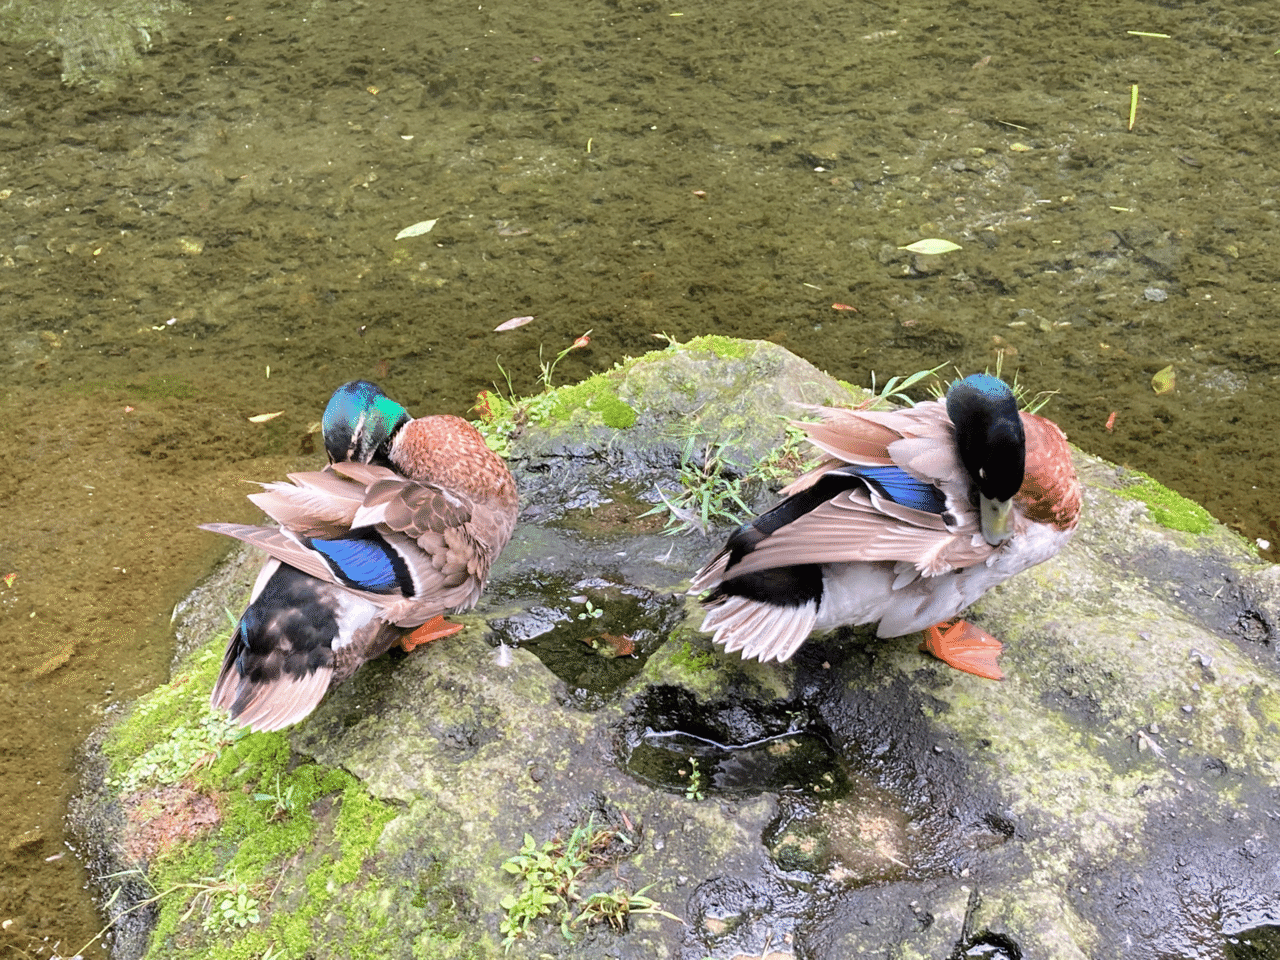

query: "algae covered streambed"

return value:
[2, 0, 1279, 952]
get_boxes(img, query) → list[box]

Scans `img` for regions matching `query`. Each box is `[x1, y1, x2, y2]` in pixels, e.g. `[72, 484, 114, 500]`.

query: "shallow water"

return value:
[2, 0, 1277, 952]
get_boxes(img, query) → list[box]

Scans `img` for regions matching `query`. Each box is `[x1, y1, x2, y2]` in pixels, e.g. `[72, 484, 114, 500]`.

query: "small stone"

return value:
[8, 827, 42, 851]
[1143, 286, 1168, 302]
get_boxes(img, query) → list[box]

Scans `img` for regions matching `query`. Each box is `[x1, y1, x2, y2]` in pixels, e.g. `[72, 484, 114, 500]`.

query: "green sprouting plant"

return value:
[538, 330, 593, 391]
[252, 773, 297, 820]
[113, 711, 245, 793]
[683, 758, 706, 802]
[498, 818, 675, 950]
[643, 436, 754, 535]
[201, 878, 262, 933]
[499, 833, 573, 947]
[57, 867, 264, 957]
[573, 885, 681, 932]
[576, 599, 605, 621]
[917, 354, 1056, 414]
[750, 423, 819, 487]
[867, 362, 948, 409]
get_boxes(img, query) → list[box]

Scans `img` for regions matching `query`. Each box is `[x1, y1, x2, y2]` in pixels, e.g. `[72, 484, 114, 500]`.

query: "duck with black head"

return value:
[691, 373, 1082, 680]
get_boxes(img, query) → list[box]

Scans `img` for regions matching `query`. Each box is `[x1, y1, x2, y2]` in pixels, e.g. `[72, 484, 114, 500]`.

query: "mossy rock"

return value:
[70, 338, 1280, 960]
[494, 336, 863, 470]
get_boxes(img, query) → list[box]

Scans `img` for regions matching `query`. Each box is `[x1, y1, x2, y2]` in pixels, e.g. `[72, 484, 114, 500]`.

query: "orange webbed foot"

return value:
[919, 619, 1004, 681]
[401, 614, 466, 652]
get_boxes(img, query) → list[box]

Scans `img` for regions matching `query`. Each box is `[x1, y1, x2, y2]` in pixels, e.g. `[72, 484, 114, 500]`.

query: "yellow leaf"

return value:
[1151, 365, 1176, 395]
[248, 411, 284, 423]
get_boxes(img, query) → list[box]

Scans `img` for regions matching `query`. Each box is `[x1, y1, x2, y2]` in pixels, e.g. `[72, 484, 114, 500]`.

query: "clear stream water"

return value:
[1, 0, 1277, 952]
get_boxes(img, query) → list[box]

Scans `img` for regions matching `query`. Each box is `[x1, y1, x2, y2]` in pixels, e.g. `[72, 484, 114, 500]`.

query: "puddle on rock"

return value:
[617, 685, 850, 800]
[765, 788, 912, 883]
[1226, 925, 1280, 960]
[487, 575, 683, 710]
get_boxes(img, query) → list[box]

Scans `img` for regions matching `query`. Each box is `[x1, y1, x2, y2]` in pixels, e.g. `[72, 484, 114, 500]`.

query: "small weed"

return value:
[914, 355, 1056, 414]
[750, 423, 819, 486]
[867, 362, 948, 409]
[683, 758, 706, 802]
[50, 867, 264, 959]
[573, 884, 681, 932]
[643, 436, 754, 535]
[498, 817, 676, 950]
[113, 710, 245, 793]
[576, 599, 605, 621]
[252, 773, 297, 820]
[538, 330, 592, 391]
[200, 875, 262, 933]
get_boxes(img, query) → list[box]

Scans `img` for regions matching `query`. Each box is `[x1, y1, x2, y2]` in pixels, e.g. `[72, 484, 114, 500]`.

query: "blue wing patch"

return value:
[855, 466, 946, 515]
[306, 529, 412, 595]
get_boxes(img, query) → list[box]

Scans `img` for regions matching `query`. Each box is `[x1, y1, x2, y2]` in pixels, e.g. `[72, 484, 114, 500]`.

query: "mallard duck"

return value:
[202, 380, 518, 730]
[690, 374, 1081, 680]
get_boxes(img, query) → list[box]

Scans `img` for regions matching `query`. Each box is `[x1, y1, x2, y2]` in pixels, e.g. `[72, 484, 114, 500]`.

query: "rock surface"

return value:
[70, 338, 1280, 960]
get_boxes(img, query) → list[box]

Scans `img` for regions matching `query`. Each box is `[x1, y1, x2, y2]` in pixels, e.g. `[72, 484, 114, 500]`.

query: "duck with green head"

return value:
[202, 380, 518, 730]
[691, 373, 1082, 680]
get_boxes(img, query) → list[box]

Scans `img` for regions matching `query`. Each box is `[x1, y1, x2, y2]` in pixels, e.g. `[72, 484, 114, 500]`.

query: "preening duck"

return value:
[690, 374, 1081, 680]
[202, 380, 518, 730]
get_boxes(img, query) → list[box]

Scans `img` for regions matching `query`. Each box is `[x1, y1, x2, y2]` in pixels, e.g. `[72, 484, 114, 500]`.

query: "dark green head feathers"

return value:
[322, 380, 411, 466]
[946, 374, 1026, 544]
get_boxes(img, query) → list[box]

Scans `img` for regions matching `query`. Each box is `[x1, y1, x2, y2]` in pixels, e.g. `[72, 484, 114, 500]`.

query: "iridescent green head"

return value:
[322, 380, 411, 465]
[946, 373, 1025, 545]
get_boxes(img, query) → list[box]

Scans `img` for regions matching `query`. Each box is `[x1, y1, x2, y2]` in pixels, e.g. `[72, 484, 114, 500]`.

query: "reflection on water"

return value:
[2, 0, 1277, 949]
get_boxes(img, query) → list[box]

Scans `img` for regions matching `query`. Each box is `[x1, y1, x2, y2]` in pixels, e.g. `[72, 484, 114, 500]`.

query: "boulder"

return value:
[70, 337, 1280, 960]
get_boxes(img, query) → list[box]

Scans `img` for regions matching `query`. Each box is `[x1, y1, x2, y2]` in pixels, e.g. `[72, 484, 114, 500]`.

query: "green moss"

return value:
[474, 361, 639, 455]
[104, 641, 233, 785]
[1116, 471, 1215, 534]
[667, 640, 719, 674]
[596, 394, 638, 428]
[681, 334, 754, 360]
[100, 629, 400, 960]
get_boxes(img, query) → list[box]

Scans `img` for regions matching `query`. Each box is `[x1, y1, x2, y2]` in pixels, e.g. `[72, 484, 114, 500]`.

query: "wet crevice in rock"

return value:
[616, 684, 849, 802]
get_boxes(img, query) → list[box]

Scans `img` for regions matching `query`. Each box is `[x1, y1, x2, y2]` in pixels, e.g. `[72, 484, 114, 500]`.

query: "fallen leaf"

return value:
[248, 411, 284, 423]
[1151, 365, 1176, 395]
[899, 238, 962, 255]
[494, 315, 535, 332]
[580, 633, 635, 657]
[831, 303, 858, 311]
[395, 218, 439, 240]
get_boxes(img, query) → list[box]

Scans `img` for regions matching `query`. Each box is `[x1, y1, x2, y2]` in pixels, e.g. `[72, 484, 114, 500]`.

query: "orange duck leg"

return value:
[400, 614, 466, 652]
[919, 619, 1004, 681]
